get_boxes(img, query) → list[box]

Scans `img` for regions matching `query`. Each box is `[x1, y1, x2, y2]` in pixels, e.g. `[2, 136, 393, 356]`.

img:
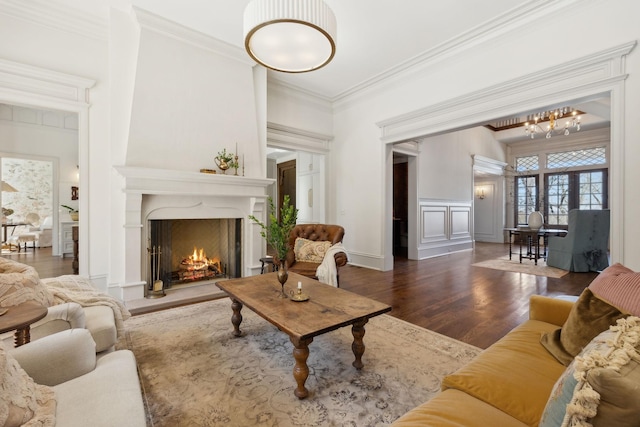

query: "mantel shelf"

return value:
[114, 166, 275, 197]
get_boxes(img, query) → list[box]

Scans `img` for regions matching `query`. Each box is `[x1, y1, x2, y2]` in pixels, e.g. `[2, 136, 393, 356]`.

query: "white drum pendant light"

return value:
[243, 0, 337, 73]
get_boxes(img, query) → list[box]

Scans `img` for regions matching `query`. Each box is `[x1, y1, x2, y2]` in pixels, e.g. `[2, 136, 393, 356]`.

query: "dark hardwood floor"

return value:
[4, 242, 595, 350]
[338, 242, 594, 349]
[1, 247, 74, 277]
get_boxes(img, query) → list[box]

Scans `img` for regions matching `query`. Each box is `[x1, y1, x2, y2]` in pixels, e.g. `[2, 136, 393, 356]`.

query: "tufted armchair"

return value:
[284, 224, 348, 286]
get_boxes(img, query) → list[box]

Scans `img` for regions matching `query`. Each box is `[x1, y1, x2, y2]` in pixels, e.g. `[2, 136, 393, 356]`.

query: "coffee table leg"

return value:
[351, 318, 369, 369]
[290, 336, 313, 399]
[230, 299, 243, 337]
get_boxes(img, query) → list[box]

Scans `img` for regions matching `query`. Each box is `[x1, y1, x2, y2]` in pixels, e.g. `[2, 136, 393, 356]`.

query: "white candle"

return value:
[298, 281, 302, 290]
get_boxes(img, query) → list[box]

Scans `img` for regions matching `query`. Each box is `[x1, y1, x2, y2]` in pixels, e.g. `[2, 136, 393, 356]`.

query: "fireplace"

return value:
[148, 218, 241, 290]
[114, 166, 274, 302]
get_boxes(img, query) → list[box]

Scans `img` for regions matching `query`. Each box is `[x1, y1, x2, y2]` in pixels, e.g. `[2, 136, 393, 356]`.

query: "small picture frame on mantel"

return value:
[71, 186, 78, 200]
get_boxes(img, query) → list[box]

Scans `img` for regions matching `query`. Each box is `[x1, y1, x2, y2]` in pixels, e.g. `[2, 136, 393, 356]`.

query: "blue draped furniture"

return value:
[546, 209, 610, 272]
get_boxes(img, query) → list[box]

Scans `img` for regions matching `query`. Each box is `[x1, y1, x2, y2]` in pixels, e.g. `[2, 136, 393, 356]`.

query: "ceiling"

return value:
[127, 0, 611, 142]
[131, 0, 526, 100]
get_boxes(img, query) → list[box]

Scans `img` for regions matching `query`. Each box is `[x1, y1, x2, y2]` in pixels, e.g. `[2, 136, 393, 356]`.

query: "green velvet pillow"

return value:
[540, 288, 626, 366]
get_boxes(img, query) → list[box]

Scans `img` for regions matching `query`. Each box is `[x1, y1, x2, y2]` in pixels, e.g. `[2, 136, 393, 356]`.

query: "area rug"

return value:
[473, 255, 568, 278]
[119, 298, 481, 427]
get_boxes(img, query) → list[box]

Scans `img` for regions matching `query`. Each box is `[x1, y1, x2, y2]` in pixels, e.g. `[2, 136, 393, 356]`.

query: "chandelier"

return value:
[243, 0, 337, 73]
[524, 107, 581, 139]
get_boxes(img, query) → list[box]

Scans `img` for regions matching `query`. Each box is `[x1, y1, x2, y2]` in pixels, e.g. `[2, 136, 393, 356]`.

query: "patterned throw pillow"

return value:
[294, 238, 332, 263]
[539, 316, 640, 427]
[0, 258, 53, 308]
[0, 345, 56, 427]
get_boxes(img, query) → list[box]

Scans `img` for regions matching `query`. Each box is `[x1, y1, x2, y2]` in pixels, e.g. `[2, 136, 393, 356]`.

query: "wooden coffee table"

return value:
[216, 272, 392, 399]
[0, 301, 48, 347]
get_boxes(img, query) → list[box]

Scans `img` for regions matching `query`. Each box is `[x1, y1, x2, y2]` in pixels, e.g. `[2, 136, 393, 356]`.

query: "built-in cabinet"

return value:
[60, 220, 76, 258]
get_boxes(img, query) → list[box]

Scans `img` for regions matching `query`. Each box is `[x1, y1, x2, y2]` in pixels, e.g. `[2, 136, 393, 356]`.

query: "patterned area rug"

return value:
[473, 255, 569, 278]
[119, 298, 481, 427]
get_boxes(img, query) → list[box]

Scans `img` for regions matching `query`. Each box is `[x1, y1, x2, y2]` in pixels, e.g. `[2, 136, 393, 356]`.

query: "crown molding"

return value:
[333, 0, 581, 105]
[267, 80, 332, 113]
[0, 0, 108, 41]
[133, 7, 253, 67]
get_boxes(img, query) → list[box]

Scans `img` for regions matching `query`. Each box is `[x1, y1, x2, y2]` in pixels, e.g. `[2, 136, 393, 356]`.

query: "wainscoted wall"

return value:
[418, 199, 473, 259]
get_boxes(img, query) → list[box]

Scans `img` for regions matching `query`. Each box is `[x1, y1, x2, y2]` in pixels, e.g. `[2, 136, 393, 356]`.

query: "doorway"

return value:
[277, 159, 296, 219]
[393, 154, 408, 257]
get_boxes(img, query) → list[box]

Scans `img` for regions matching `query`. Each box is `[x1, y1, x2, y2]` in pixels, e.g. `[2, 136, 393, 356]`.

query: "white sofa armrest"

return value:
[10, 329, 97, 386]
[30, 302, 86, 340]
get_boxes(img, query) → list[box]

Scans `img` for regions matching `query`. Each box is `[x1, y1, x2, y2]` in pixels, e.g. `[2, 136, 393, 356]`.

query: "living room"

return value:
[1, 0, 638, 304]
[1, 1, 640, 426]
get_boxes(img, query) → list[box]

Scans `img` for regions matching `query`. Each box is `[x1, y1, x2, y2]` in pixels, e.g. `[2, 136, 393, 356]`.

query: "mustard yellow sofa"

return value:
[392, 295, 574, 427]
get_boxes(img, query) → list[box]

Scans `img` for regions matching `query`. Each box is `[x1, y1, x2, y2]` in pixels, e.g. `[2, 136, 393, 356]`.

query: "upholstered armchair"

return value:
[546, 209, 610, 272]
[284, 224, 348, 286]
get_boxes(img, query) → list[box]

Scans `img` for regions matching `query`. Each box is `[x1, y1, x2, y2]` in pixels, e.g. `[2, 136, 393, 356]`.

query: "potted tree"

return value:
[249, 195, 298, 297]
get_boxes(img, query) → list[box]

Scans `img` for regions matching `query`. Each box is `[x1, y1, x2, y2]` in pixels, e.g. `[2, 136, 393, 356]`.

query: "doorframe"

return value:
[0, 58, 95, 274]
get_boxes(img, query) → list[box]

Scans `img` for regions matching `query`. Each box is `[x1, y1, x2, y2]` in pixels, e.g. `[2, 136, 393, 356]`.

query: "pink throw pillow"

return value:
[589, 263, 640, 316]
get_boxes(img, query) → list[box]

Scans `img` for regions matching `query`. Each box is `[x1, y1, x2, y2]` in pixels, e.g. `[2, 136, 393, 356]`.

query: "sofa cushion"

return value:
[294, 237, 331, 263]
[53, 349, 146, 427]
[10, 329, 97, 387]
[442, 319, 566, 427]
[588, 262, 640, 315]
[391, 389, 528, 427]
[0, 344, 56, 427]
[84, 306, 117, 353]
[540, 316, 640, 427]
[287, 261, 320, 278]
[540, 288, 626, 366]
[0, 258, 53, 308]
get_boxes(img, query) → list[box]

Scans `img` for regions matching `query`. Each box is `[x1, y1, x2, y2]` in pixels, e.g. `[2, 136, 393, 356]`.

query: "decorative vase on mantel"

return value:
[276, 260, 288, 298]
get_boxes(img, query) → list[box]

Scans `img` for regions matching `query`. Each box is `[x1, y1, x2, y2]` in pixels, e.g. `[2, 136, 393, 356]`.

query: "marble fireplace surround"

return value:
[115, 166, 273, 302]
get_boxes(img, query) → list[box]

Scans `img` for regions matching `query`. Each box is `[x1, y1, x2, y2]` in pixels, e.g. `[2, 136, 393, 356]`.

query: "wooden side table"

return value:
[0, 301, 48, 347]
[260, 256, 277, 274]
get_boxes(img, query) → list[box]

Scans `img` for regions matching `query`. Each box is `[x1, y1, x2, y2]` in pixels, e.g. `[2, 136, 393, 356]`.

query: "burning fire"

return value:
[181, 247, 220, 272]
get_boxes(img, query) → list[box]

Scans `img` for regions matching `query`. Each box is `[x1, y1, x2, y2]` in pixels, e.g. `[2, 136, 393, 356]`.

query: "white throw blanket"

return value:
[41, 275, 131, 338]
[316, 242, 348, 287]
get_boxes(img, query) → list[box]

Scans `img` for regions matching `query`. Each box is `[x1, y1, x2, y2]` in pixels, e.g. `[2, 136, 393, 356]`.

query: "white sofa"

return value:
[7, 328, 146, 427]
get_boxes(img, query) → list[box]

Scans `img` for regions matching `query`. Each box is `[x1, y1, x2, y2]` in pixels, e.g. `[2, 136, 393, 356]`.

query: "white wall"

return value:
[419, 127, 506, 200]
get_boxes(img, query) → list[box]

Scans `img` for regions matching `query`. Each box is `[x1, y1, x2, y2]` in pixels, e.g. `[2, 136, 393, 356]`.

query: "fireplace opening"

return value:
[148, 218, 241, 291]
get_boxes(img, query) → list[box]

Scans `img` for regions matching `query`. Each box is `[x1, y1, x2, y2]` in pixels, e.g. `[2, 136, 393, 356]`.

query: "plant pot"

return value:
[70, 212, 79, 221]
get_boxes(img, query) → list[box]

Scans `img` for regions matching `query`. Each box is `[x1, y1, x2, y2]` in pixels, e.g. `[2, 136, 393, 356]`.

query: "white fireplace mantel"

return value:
[113, 166, 274, 302]
[114, 166, 274, 196]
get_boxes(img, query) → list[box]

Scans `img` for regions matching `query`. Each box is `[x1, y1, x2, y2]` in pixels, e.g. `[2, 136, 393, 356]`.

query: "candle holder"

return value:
[289, 284, 309, 302]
